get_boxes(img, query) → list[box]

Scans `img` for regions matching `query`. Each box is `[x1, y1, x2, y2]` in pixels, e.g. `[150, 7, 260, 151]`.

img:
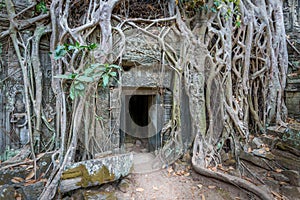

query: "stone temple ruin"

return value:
[0, 23, 194, 172]
[90, 28, 193, 172]
[0, 0, 299, 173]
[0, 0, 300, 198]
[0, 40, 54, 158]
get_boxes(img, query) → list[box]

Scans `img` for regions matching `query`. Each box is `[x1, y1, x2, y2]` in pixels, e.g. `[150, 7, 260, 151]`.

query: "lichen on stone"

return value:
[61, 164, 115, 188]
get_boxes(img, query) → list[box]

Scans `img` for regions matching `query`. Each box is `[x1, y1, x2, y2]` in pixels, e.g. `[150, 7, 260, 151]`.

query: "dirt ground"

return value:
[114, 168, 253, 200]
[67, 161, 255, 200]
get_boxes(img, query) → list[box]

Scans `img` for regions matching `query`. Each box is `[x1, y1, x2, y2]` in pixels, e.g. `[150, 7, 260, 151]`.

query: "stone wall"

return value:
[0, 35, 54, 155]
[284, 0, 300, 120]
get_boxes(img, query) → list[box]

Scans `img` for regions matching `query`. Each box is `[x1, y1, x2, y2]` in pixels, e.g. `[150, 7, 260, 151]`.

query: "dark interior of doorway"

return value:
[120, 94, 161, 153]
[129, 95, 151, 127]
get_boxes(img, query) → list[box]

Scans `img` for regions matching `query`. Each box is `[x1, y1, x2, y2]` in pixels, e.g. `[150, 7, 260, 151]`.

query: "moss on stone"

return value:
[61, 164, 115, 188]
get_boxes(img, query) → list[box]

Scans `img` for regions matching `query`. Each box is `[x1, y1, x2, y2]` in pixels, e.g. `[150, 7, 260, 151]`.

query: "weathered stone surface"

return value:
[272, 150, 300, 171]
[0, 185, 20, 199]
[121, 64, 172, 88]
[264, 179, 280, 193]
[280, 186, 300, 200]
[252, 137, 264, 148]
[269, 172, 289, 183]
[0, 152, 53, 186]
[282, 170, 300, 187]
[276, 141, 300, 157]
[0, 181, 45, 200]
[267, 126, 300, 150]
[239, 151, 274, 170]
[22, 181, 45, 199]
[252, 149, 275, 160]
[60, 153, 133, 193]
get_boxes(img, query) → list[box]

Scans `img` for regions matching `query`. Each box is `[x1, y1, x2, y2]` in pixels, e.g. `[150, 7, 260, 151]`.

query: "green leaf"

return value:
[54, 74, 74, 80]
[54, 45, 67, 60]
[70, 73, 78, 79]
[74, 82, 85, 90]
[79, 45, 88, 49]
[104, 63, 110, 69]
[75, 41, 80, 48]
[102, 74, 110, 87]
[92, 73, 103, 80]
[76, 76, 94, 82]
[68, 45, 77, 51]
[36, 1, 48, 14]
[97, 67, 107, 72]
[84, 68, 95, 76]
[70, 84, 75, 100]
[90, 63, 101, 68]
[90, 63, 105, 69]
[109, 72, 117, 77]
[87, 43, 97, 50]
[213, 0, 220, 7]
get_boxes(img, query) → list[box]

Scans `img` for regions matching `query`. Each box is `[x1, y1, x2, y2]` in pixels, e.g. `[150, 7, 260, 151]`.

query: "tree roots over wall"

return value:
[0, 0, 288, 199]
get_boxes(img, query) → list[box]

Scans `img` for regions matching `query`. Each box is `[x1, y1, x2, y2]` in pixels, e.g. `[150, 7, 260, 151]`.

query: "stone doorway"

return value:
[120, 87, 162, 154]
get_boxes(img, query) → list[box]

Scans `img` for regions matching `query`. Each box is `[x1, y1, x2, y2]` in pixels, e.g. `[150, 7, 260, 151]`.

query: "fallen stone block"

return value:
[60, 153, 133, 193]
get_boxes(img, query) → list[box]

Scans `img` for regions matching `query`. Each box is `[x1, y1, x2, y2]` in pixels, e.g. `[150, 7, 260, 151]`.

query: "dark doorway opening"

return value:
[129, 95, 153, 127]
[120, 88, 162, 153]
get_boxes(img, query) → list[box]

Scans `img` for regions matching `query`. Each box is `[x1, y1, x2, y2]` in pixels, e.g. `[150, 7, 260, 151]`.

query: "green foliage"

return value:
[292, 61, 300, 67]
[54, 45, 68, 60]
[53, 42, 98, 60]
[180, 0, 242, 27]
[36, 1, 48, 14]
[0, 146, 20, 161]
[53, 42, 116, 100]
[54, 64, 121, 100]
[0, 0, 5, 9]
[212, 0, 241, 27]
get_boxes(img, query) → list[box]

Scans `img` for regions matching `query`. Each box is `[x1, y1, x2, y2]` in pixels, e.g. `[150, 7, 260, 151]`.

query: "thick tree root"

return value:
[192, 158, 273, 200]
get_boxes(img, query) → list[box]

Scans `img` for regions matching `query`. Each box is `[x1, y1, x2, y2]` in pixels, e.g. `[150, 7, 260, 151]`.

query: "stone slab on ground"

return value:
[60, 152, 133, 193]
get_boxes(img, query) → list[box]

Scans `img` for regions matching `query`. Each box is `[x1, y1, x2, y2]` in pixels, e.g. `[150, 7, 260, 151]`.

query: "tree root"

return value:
[192, 157, 273, 200]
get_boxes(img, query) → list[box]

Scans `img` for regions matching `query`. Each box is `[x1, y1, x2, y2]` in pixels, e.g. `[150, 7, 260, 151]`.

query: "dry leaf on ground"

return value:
[12, 177, 24, 182]
[265, 147, 270, 152]
[275, 168, 283, 173]
[184, 172, 190, 177]
[136, 187, 144, 192]
[11, 177, 24, 183]
[201, 194, 206, 200]
[37, 153, 45, 159]
[25, 170, 35, 180]
[197, 184, 203, 189]
[152, 186, 159, 190]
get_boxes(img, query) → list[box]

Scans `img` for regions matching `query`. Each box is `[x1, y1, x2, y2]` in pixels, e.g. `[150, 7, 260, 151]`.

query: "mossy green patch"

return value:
[61, 164, 115, 188]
